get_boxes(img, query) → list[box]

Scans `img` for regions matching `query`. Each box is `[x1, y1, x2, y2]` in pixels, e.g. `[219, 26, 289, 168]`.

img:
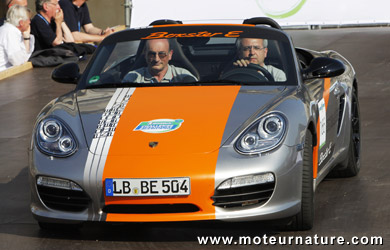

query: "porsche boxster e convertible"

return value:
[29, 17, 360, 230]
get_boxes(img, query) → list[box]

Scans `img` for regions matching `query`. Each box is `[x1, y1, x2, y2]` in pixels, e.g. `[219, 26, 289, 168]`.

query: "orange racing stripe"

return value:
[323, 78, 331, 108]
[313, 78, 331, 178]
[102, 86, 240, 222]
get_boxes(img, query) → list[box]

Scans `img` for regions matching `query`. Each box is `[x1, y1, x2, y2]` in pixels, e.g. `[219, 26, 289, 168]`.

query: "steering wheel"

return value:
[219, 63, 275, 82]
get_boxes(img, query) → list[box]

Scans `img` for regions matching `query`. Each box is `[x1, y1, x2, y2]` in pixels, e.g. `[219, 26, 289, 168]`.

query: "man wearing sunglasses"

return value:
[123, 39, 197, 83]
[234, 38, 286, 82]
[0, 0, 28, 27]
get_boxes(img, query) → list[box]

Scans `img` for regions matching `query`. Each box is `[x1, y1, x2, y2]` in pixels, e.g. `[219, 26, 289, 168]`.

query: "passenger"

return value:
[59, 0, 113, 43]
[234, 38, 286, 81]
[0, 0, 28, 26]
[0, 4, 34, 71]
[122, 39, 197, 83]
[30, 0, 74, 51]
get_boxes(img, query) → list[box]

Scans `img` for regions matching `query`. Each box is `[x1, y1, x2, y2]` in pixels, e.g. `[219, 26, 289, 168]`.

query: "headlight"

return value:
[235, 113, 287, 155]
[36, 117, 77, 157]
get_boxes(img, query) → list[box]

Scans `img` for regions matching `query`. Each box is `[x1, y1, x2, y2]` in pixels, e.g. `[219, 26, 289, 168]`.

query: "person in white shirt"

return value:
[0, 4, 34, 71]
[123, 39, 197, 83]
[234, 38, 286, 82]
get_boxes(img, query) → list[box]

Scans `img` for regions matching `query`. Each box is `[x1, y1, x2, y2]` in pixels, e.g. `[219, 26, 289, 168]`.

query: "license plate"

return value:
[105, 177, 190, 197]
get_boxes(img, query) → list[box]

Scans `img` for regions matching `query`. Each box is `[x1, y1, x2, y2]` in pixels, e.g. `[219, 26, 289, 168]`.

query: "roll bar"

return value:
[149, 19, 183, 25]
[243, 17, 282, 30]
[148, 17, 282, 30]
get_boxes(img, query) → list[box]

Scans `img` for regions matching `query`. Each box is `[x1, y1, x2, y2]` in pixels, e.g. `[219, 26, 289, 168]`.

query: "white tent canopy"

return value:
[130, 0, 390, 28]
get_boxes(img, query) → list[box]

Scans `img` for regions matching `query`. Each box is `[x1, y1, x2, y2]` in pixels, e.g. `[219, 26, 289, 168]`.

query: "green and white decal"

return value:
[134, 119, 184, 133]
[89, 76, 100, 84]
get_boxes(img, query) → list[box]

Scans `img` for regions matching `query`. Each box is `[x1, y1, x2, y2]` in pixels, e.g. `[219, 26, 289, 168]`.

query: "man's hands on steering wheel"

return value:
[227, 59, 275, 82]
[233, 59, 252, 67]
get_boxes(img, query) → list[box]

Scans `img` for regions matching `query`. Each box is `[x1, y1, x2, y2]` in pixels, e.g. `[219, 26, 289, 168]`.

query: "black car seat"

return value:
[127, 19, 200, 80]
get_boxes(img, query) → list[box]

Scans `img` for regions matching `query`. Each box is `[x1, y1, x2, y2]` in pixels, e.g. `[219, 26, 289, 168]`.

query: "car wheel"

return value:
[290, 130, 314, 231]
[329, 87, 361, 178]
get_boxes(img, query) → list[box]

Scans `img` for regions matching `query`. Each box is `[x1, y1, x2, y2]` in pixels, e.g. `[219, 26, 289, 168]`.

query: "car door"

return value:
[316, 77, 344, 173]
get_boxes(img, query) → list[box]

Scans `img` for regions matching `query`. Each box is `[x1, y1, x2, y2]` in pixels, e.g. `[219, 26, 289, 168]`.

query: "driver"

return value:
[234, 38, 286, 82]
[122, 39, 197, 83]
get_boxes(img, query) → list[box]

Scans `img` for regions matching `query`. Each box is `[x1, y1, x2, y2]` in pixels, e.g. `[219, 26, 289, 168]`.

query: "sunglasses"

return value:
[147, 51, 169, 59]
[242, 46, 265, 52]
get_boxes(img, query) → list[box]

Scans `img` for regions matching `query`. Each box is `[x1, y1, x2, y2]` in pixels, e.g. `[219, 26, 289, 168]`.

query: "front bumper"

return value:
[29, 144, 303, 223]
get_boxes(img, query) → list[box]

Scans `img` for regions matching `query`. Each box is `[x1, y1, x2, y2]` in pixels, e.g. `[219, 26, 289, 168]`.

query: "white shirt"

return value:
[0, 22, 35, 72]
[264, 64, 287, 82]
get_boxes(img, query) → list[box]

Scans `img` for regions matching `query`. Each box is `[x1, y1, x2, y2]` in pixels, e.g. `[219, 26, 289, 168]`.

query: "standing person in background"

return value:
[30, 0, 74, 51]
[0, 0, 28, 26]
[0, 4, 34, 71]
[59, 0, 113, 43]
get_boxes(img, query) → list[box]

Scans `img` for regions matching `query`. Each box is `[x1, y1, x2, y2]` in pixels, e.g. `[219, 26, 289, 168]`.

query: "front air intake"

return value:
[212, 182, 275, 208]
[37, 185, 91, 212]
[103, 204, 200, 214]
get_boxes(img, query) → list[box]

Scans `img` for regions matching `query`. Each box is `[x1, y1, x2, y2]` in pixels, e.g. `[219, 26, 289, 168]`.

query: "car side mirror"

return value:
[52, 63, 81, 84]
[303, 57, 346, 80]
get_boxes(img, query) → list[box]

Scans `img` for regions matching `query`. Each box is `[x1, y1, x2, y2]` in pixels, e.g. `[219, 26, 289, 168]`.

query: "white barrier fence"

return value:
[130, 0, 390, 28]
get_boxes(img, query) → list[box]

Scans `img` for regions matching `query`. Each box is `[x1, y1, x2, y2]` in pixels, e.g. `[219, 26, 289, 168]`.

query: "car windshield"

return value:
[79, 25, 298, 89]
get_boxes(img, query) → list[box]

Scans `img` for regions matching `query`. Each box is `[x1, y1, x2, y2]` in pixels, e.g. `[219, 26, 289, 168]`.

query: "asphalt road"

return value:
[0, 27, 389, 249]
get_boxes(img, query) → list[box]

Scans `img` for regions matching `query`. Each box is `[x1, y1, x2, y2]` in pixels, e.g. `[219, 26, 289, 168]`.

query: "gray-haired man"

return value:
[234, 38, 286, 81]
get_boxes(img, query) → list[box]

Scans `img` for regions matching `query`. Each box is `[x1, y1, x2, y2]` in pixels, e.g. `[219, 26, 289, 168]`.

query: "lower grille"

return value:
[37, 185, 91, 212]
[212, 182, 275, 208]
[103, 204, 200, 214]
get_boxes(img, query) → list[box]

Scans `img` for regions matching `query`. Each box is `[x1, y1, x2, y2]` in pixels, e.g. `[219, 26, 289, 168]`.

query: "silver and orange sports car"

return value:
[29, 17, 360, 230]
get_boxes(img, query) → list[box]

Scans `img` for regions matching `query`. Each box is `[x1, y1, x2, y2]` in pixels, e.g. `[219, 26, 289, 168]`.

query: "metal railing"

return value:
[124, 0, 133, 28]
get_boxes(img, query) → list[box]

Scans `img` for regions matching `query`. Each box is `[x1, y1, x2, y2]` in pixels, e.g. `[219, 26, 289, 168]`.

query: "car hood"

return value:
[76, 85, 287, 156]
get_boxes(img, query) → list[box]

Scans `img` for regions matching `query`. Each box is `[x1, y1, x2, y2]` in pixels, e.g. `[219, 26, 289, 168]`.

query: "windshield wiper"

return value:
[85, 81, 204, 89]
[194, 80, 269, 86]
[193, 79, 243, 85]
[85, 82, 157, 89]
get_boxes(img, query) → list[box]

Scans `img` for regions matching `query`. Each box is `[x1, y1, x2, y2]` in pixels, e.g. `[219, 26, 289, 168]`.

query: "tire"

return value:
[290, 130, 314, 231]
[329, 87, 361, 178]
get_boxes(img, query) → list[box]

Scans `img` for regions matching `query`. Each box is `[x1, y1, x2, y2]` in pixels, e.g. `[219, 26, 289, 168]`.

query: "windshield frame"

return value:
[77, 24, 299, 90]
